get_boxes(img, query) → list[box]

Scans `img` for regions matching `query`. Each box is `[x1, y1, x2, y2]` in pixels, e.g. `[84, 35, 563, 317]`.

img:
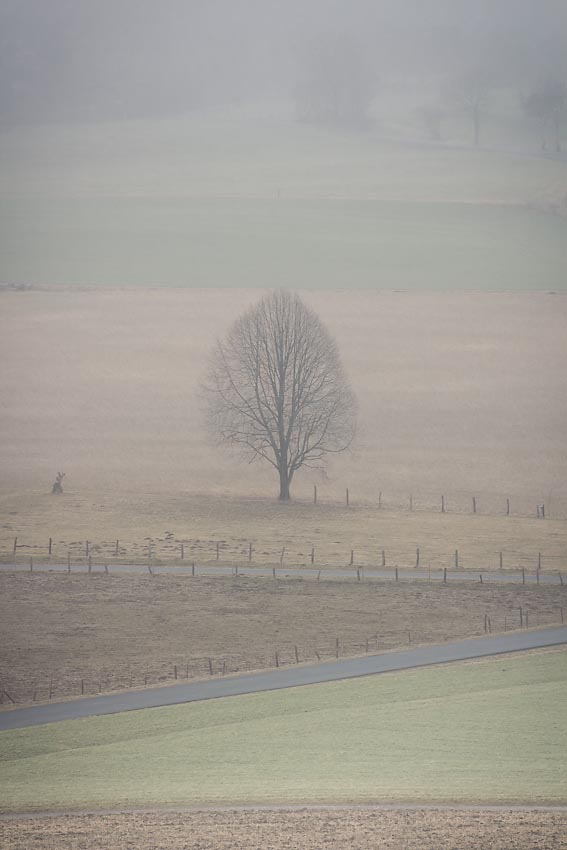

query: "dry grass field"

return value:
[1, 491, 565, 574]
[1, 288, 566, 571]
[1, 571, 565, 704]
[2, 807, 566, 850]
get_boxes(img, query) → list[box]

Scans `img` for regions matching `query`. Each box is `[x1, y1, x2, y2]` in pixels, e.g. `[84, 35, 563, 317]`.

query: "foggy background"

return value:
[2, 0, 566, 125]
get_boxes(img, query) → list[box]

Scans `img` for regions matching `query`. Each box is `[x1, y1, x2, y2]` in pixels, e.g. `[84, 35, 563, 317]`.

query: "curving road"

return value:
[1, 627, 566, 732]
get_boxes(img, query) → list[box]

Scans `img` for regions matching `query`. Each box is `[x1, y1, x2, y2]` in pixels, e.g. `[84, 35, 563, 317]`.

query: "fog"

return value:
[1, 0, 566, 124]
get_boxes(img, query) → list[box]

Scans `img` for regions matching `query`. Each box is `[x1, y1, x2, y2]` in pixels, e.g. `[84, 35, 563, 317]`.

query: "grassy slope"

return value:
[1, 649, 565, 811]
[0, 113, 565, 289]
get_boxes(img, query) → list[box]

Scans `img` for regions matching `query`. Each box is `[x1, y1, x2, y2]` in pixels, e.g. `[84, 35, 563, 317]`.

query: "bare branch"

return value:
[202, 290, 357, 500]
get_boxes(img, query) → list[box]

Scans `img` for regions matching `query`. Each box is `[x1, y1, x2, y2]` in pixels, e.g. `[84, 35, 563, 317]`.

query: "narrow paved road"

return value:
[1, 627, 565, 732]
[1, 562, 564, 584]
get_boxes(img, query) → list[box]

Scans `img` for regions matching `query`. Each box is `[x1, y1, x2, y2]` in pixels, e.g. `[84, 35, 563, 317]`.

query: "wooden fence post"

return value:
[479, 573, 483, 583]
[335, 638, 340, 658]
[86, 540, 89, 557]
[381, 549, 386, 567]
[506, 498, 510, 516]
[378, 491, 382, 509]
[395, 567, 399, 582]
[538, 552, 542, 571]
[349, 550, 354, 566]
[248, 543, 252, 562]
[88, 556, 92, 573]
[472, 496, 476, 514]
[208, 658, 213, 675]
[192, 562, 195, 576]
[441, 495, 445, 513]
[415, 547, 420, 568]
[443, 568, 447, 583]
[67, 552, 71, 572]
[294, 645, 300, 663]
[313, 485, 317, 505]
[409, 495, 413, 511]
[499, 551, 503, 570]
[30, 557, 33, 572]
[13, 537, 17, 558]
[346, 488, 349, 507]
[522, 569, 525, 585]
[115, 540, 119, 556]
[275, 651, 279, 668]
[48, 537, 52, 555]
[454, 550, 459, 569]
[519, 606, 523, 627]
[280, 546, 285, 563]
[311, 546, 315, 564]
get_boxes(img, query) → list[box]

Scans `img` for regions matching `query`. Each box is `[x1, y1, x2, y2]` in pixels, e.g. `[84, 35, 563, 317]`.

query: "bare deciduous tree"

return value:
[451, 69, 493, 147]
[203, 290, 356, 501]
[521, 76, 566, 152]
[294, 36, 375, 128]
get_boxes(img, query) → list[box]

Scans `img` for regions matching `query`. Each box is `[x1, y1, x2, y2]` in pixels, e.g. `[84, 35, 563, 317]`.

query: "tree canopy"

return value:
[203, 290, 356, 501]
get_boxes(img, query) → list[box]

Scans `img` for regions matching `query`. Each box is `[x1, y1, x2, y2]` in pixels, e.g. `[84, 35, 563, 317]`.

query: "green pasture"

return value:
[1, 649, 565, 811]
[0, 112, 565, 289]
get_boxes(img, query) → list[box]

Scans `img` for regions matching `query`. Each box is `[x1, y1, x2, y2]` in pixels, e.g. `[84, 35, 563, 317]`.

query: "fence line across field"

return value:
[306, 486, 561, 520]
[4, 557, 566, 587]
[5, 534, 565, 575]
[1, 606, 565, 707]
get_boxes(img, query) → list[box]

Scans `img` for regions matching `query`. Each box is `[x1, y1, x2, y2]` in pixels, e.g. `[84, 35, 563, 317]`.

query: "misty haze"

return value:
[0, 2, 566, 848]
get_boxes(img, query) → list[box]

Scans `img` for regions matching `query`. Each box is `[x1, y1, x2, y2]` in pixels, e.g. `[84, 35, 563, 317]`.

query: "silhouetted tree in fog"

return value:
[522, 77, 566, 152]
[294, 36, 375, 128]
[203, 291, 356, 501]
[451, 69, 493, 147]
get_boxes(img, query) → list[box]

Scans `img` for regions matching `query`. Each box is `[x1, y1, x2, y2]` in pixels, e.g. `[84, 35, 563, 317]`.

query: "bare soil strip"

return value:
[1, 807, 566, 849]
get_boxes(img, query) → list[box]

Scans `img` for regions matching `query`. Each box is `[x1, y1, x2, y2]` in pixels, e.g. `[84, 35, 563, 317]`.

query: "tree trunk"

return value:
[278, 466, 291, 501]
[554, 112, 561, 153]
[473, 108, 480, 147]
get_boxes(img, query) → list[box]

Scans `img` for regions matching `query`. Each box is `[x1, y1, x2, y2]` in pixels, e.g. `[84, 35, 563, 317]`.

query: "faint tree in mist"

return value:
[294, 36, 375, 128]
[203, 291, 356, 501]
[521, 76, 566, 152]
[417, 104, 445, 141]
[451, 69, 494, 147]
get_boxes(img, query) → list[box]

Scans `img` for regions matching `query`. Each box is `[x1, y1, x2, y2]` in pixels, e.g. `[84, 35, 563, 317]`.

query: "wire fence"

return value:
[1, 605, 564, 707]
[2, 535, 565, 574]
